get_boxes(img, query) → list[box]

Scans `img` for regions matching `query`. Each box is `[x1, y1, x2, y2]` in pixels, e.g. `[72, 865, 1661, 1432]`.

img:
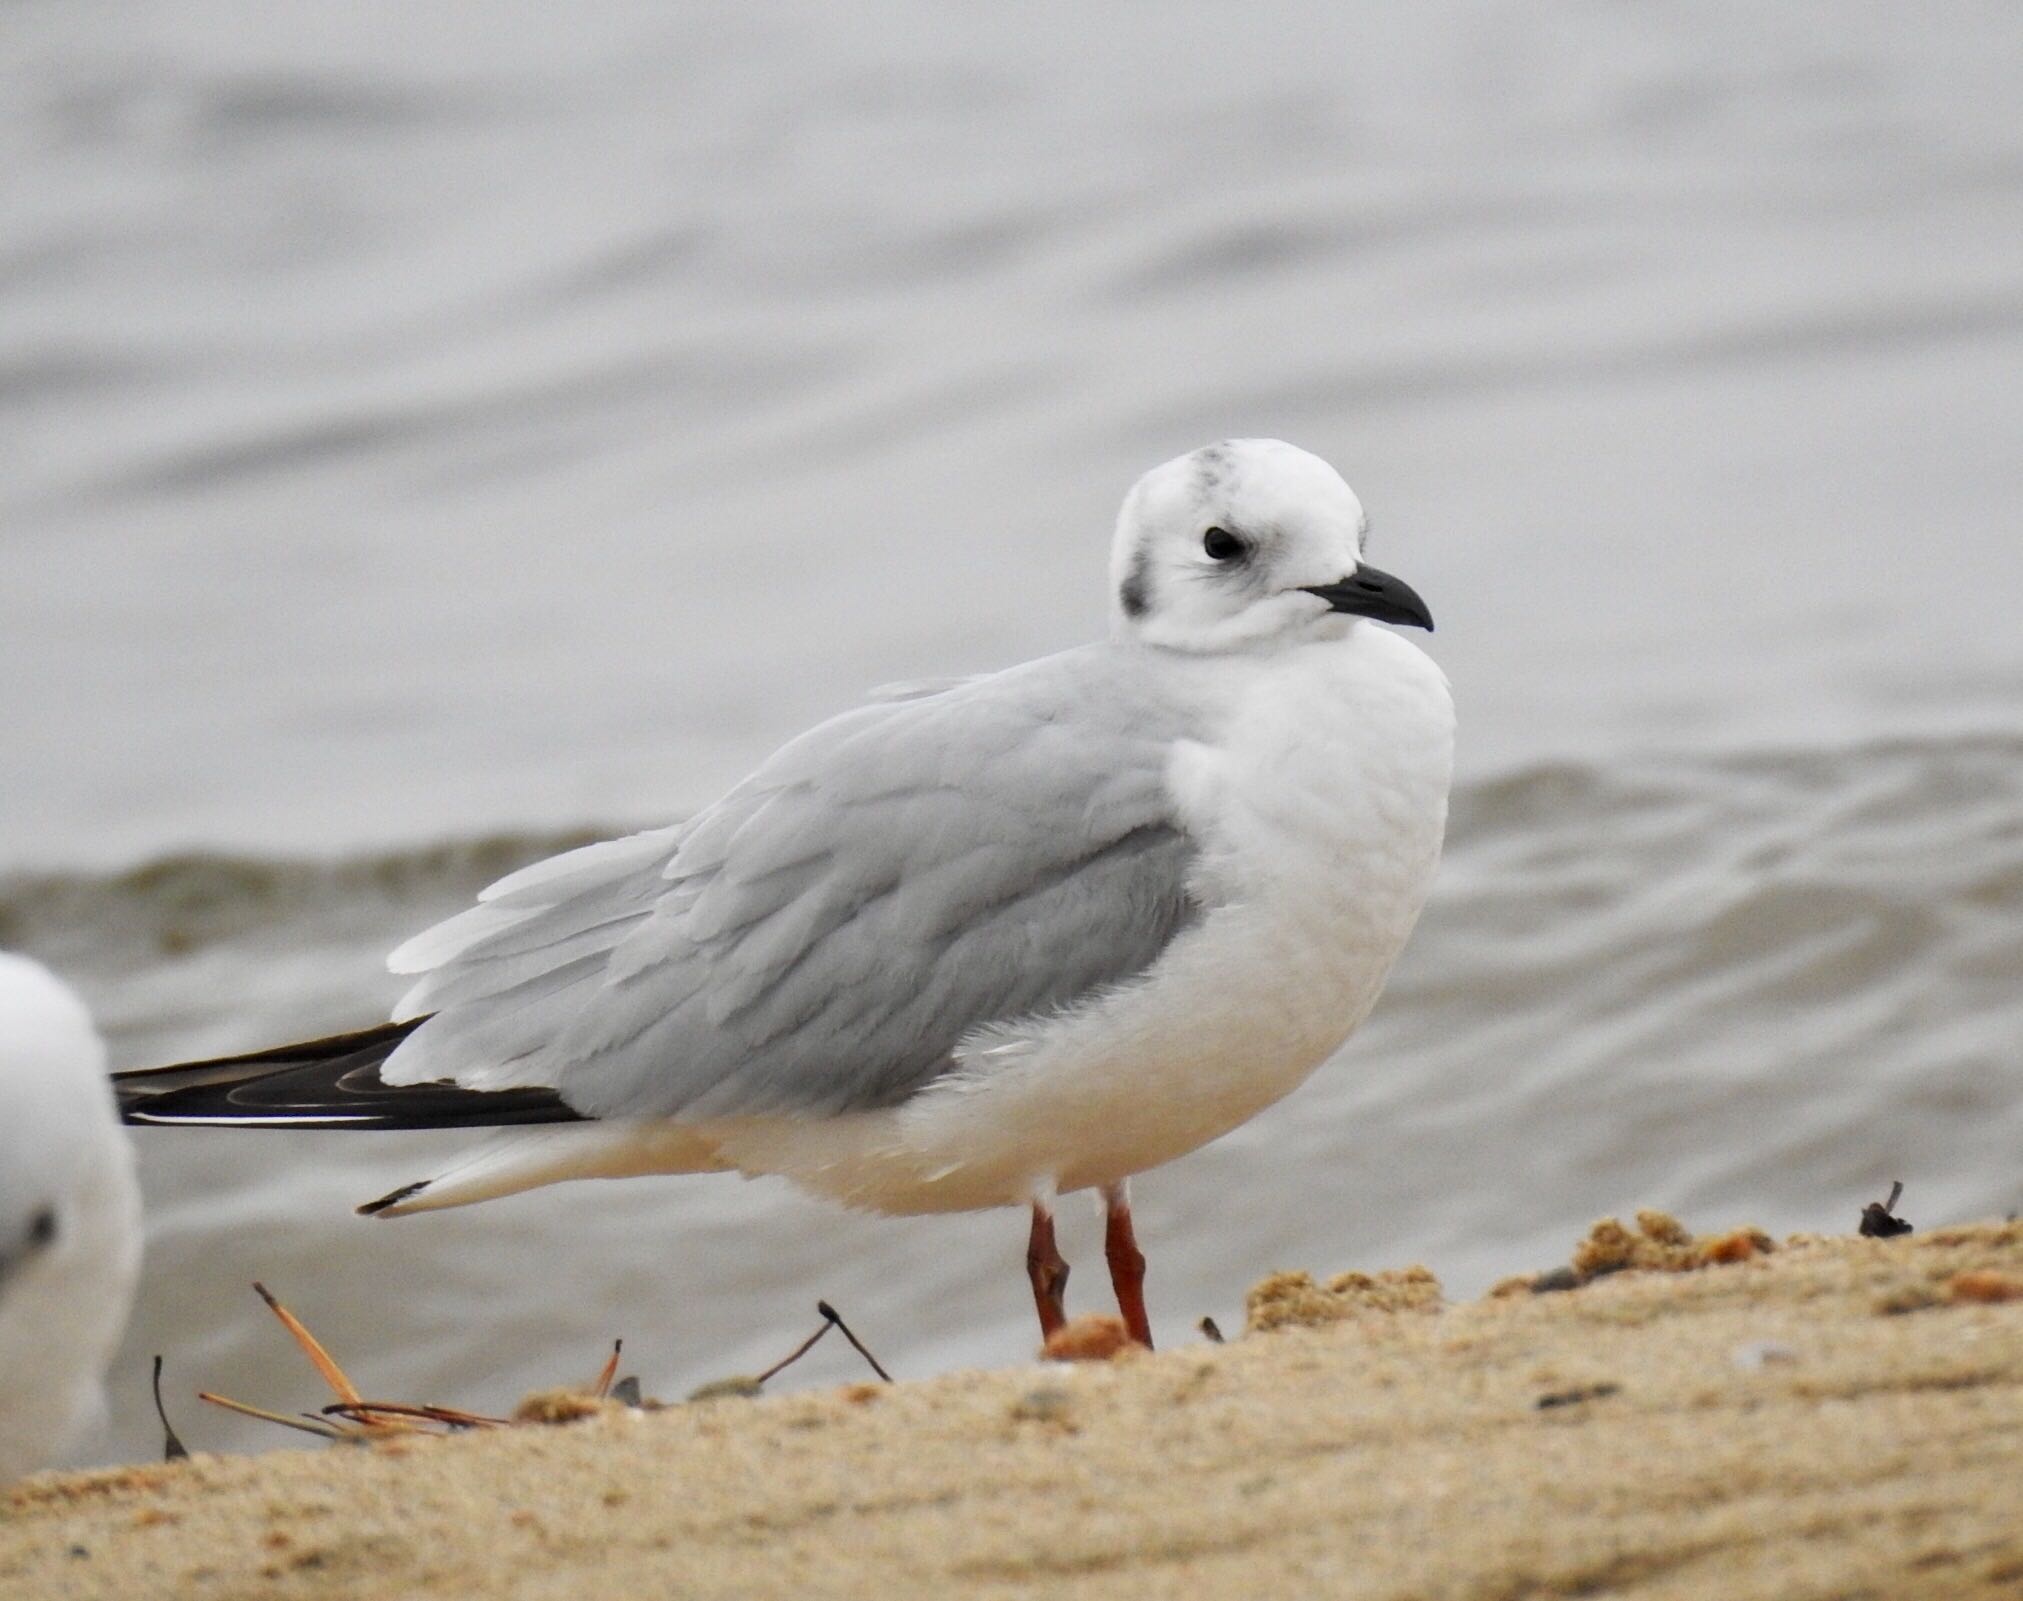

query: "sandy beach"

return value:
[4, 1215, 2018, 1599]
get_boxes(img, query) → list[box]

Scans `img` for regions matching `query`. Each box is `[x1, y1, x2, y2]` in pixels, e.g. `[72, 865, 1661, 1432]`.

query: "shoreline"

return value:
[6, 1217, 2020, 1599]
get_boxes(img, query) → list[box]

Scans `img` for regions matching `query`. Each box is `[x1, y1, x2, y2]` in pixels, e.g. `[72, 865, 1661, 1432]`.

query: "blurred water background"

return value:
[3, 2, 2020, 1463]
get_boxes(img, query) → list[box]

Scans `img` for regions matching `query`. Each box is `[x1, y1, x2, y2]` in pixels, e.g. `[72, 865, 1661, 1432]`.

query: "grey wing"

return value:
[382, 653, 1199, 1120]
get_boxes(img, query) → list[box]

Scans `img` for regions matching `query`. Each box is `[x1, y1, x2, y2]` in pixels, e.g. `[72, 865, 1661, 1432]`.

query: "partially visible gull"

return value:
[1, 954, 142, 1481]
[117, 439, 1454, 1349]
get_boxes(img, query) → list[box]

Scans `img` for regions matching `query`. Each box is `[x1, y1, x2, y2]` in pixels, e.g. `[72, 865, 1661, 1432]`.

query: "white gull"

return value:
[119, 439, 1453, 1347]
[1, 954, 142, 1481]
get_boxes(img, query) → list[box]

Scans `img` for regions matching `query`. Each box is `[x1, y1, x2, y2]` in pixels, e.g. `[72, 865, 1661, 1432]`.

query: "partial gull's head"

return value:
[0, 954, 142, 1482]
[1109, 439, 1432, 652]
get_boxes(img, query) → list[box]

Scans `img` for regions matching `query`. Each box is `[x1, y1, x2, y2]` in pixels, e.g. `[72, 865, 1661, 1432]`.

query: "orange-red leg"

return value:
[1026, 1202, 1070, 1339]
[1103, 1182, 1152, 1348]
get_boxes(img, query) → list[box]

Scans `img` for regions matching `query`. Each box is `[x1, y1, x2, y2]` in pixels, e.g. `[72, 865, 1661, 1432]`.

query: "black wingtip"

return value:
[114, 1014, 584, 1132]
[356, 1180, 430, 1218]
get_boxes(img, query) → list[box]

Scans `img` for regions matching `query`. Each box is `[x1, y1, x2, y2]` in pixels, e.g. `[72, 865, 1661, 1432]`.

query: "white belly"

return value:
[704, 625, 1455, 1215]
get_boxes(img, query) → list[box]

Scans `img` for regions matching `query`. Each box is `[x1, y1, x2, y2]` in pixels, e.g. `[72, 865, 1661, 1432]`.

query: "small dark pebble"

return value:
[1860, 1207, 1913, 1239]
[1011, 1387, 1075, 1424]
[1536, 1383, 1621, 1410]
[69, 1546, 90, 1561]
[1859, 1180, 1914, 1239]
[1531, 1267, 1583, 1294]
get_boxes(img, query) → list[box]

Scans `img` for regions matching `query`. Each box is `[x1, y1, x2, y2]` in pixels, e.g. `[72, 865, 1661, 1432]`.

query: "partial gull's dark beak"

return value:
[1301, 564, 1434, 632]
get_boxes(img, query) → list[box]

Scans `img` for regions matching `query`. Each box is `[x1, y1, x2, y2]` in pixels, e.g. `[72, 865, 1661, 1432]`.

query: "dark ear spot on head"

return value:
[28, 1207, 57, 1249]
[1193, 443, 1231, 496]
[1119, 543, 1151, 619]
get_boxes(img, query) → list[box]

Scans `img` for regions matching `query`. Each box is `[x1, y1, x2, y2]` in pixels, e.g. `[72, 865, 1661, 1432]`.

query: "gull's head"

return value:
[0, 954, 134, 1312]
[1109, 439, 1432, 652]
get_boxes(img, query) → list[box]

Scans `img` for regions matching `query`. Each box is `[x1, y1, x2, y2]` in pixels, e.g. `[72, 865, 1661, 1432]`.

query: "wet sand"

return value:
[5, 1217, 2019, 1600]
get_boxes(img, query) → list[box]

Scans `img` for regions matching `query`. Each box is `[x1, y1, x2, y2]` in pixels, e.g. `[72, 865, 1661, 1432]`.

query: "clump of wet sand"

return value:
[4, 1217, 2020, 1600]
[1245, 1262, 1444, 1330]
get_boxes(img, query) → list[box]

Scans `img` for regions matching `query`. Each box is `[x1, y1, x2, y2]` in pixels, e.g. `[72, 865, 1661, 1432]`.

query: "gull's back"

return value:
[380, 642, 1207, 1123]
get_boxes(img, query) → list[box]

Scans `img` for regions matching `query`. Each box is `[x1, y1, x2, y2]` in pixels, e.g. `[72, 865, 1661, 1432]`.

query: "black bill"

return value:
[1300, 564, 1434, 631]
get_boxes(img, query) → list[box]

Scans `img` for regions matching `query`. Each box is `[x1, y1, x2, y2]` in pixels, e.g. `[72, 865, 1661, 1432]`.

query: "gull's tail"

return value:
[354, 1122, 732, 1217]
[112, 1020, 583, 1131]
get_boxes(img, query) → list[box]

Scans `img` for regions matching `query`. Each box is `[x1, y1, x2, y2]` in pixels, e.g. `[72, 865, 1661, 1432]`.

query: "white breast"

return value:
[714, 624, 1455, 1216]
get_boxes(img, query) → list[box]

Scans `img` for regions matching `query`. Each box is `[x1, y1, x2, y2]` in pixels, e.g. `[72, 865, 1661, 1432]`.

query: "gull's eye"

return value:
[1202, 527, 1246, 562]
